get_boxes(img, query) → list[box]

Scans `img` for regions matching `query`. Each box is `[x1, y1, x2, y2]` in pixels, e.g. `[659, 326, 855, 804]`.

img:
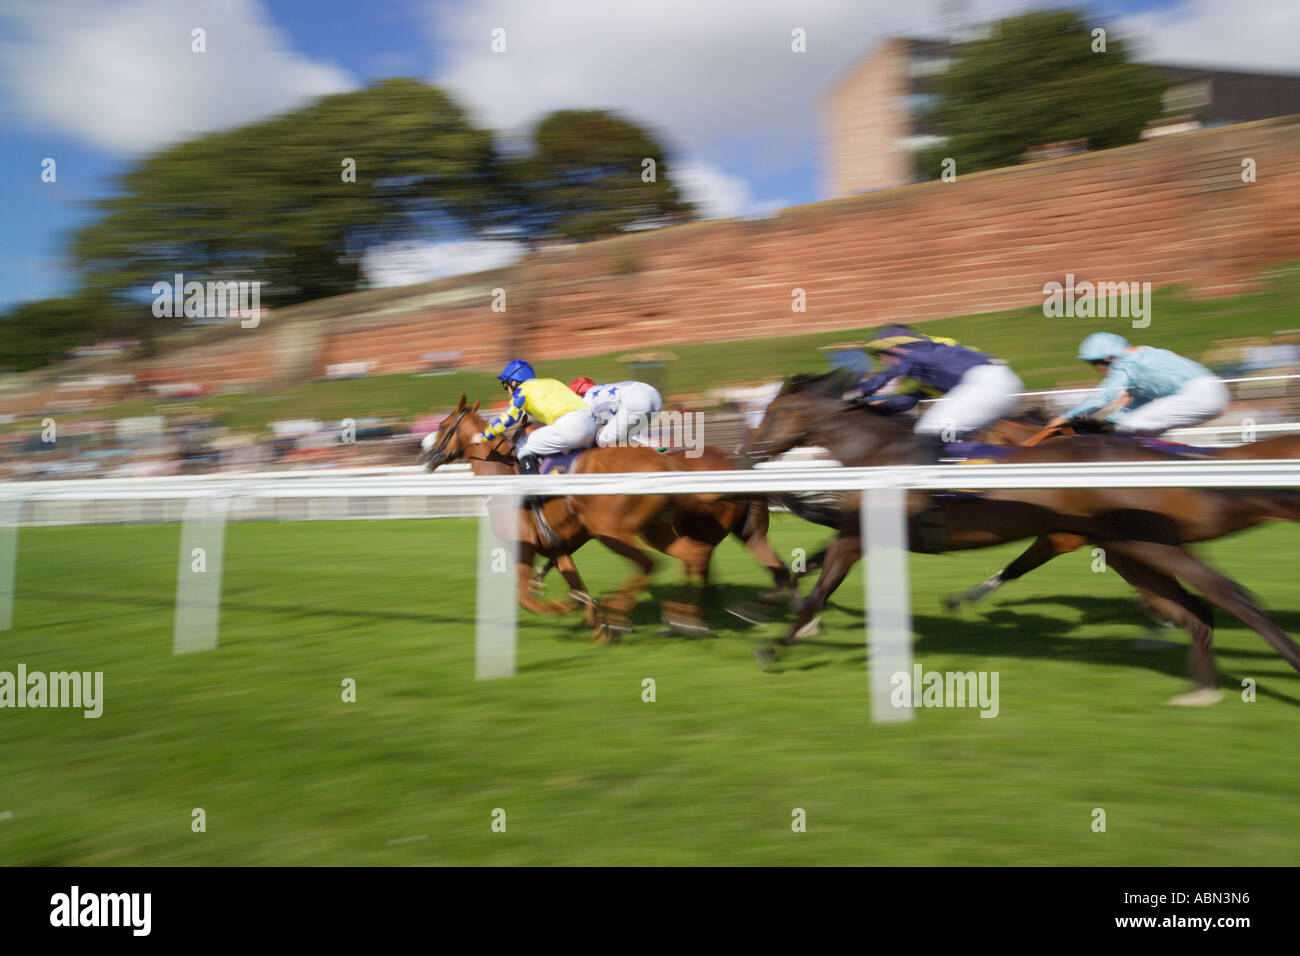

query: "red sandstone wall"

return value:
[318, 116, 1300, 374]
[6, 116, 1299, 414]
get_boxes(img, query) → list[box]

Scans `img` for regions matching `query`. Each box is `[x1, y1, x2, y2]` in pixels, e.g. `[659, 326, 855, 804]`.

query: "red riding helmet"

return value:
[569, 377, 596, 397]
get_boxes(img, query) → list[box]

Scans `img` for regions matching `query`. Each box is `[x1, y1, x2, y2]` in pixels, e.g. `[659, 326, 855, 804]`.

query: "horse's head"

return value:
[739, 371, 855, 464]
[420, 395, 482, 470]
[740, 370, 922, 466]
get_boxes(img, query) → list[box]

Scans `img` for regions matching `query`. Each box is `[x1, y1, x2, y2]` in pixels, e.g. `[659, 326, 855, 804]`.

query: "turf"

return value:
[1, 516, 1298, 865]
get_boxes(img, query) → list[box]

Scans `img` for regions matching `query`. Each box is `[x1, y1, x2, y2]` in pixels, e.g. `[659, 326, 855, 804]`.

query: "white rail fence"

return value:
[4, 459, 1300, 722]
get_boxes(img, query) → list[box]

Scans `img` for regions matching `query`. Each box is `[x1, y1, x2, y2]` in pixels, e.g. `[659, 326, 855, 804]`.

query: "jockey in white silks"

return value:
[569, 377, 664, 448]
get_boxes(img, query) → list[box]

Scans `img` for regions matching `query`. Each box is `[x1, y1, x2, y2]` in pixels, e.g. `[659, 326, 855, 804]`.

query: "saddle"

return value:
[536, 450, 584, 475]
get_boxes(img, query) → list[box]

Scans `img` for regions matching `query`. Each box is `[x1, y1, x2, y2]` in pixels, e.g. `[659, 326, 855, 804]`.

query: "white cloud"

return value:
[427, 0, 1027, 172]
[0, 0, 355, 153]
[672, 160, 787, 219]
[361, 239, 525, 288]
[1118, 0, 1300, 73]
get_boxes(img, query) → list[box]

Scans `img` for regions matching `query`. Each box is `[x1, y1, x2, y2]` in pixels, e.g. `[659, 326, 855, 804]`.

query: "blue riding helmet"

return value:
[497, 360, 535, 385]
[1077, 332, 1131, 362]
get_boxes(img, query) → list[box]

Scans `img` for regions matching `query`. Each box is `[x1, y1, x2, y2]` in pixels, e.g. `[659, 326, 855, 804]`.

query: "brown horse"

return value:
[979, 414, 1300, 461]
[422, 396, 791, 640]
[946, 417, 1300, 609]
[738, 372, 1300, 698]
[534, 444, 795, 606]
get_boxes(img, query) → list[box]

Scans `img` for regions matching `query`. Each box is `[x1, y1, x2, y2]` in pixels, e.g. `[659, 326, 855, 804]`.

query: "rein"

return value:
[1022, 423, 1074, 448]
[425, 407, 472, 463]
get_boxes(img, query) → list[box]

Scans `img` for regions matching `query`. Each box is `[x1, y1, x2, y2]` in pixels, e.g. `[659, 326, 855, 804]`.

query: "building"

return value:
[824, 36, 1300, 198]
[823, 38, 952, 199]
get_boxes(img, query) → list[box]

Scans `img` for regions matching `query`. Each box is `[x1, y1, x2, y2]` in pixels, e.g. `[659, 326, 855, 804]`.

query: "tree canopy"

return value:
[4, 82, 696, 372]
[922, 10, 1165, 177]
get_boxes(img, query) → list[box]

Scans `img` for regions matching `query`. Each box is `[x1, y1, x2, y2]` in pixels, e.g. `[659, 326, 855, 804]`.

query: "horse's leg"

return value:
[640, 516, 712, 634]
[554, 552, 600, 630]
[515, 553, 573, 615]
[733, 499, 795, 602]
[532, 555, 558, 591]
[944, 532, 1087, 610]
[780, 533, 862, 647]
[590, 532, 656, 642]
[1102, 539, 1300, 677]
[1104, 551, 1219, 701]
[795, 545, 829, 581]
[657, 534, 713, 635]
[514, 541, 559, 615]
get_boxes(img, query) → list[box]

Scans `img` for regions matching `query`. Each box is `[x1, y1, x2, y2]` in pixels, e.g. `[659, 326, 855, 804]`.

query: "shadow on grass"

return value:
[756, 592, 1300, 705]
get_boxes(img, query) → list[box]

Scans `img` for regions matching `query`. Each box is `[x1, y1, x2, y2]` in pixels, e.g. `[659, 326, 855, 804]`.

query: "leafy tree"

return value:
[0, 295, 108, 373]
[71, 78, 500, 309]
[504, 109, 695, 247]
[11, 87, 700, 373]
[927, 10, 1164, 176]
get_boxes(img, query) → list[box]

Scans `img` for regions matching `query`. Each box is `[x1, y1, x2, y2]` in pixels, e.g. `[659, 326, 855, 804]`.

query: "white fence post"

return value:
[863, 483, 914, 722]
[0, 496, 20, 631]
[475, 494, 520, 679]
[173, 494, 231, 654]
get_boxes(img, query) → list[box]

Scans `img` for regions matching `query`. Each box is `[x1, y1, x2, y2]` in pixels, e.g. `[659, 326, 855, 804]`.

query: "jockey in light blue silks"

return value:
[1048, 333, 1229, 437]
[848, 324, 1024, 455]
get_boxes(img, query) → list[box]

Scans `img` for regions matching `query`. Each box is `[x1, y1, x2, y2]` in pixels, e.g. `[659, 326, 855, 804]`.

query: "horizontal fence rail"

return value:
[5, 459, 1300, 503]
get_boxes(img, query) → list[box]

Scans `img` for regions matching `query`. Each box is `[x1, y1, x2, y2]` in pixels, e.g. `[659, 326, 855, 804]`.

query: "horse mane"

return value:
[780, 368, 912, 425]
[781, 368, 859, 399]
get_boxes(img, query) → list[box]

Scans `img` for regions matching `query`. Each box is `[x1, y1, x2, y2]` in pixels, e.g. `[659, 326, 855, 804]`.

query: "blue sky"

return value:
[0, 0, 1292, 311]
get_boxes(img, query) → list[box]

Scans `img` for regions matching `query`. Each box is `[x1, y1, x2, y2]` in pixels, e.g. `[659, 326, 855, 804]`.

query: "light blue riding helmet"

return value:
[1076, 332, 1131, 362]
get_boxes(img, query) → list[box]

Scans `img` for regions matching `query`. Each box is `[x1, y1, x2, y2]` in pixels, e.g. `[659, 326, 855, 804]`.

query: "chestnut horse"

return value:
[421, 396, 791, 640]
[738, 372, 1300, 699]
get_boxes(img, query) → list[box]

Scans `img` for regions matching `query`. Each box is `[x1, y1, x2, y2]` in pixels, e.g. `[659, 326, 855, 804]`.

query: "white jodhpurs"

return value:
[516, 409, 599, 457]
[595, 383, 663, 447]
[1114, 375, 1229, 436]
[915, 363, 1023, 438]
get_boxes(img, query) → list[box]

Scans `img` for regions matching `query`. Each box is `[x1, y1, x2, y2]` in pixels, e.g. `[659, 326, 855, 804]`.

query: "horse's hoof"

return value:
[726, 602, 769, 625]
[793, 616, 821, 640]
[1165, 688, 1224, 707]
[664, 610, 711, 636]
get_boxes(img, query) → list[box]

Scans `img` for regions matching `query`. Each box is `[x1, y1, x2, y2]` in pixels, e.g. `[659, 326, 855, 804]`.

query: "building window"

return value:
[897, 93, 941, 114]
[908, 56, 952, 78]
[1164, 80, 1211, 112]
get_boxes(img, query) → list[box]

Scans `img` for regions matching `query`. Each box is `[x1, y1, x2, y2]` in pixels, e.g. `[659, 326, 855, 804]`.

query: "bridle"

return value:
[422, 407, 472, 468]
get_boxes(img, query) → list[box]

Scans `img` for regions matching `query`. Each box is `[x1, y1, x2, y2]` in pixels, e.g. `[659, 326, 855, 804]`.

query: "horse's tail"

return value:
[1203, 487, 1300, 528]
[1253, 487, 1300, 523]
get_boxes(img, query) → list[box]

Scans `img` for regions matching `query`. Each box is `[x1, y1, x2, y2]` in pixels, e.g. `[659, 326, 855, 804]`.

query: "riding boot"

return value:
[517, 454, 559, 549]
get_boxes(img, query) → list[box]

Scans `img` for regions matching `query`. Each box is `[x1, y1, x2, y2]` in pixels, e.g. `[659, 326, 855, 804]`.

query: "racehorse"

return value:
[421, 396, 792, 640]
[737, 371, 1300, 699]
[945, 417, 1300, 609]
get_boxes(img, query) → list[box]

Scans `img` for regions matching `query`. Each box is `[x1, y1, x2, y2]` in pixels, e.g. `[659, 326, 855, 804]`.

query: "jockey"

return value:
[1048, 333, 1229, 437]
[570, 377, 664, 448]
[849, 324, 1024, 452]
[474, 360, 597, 473]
